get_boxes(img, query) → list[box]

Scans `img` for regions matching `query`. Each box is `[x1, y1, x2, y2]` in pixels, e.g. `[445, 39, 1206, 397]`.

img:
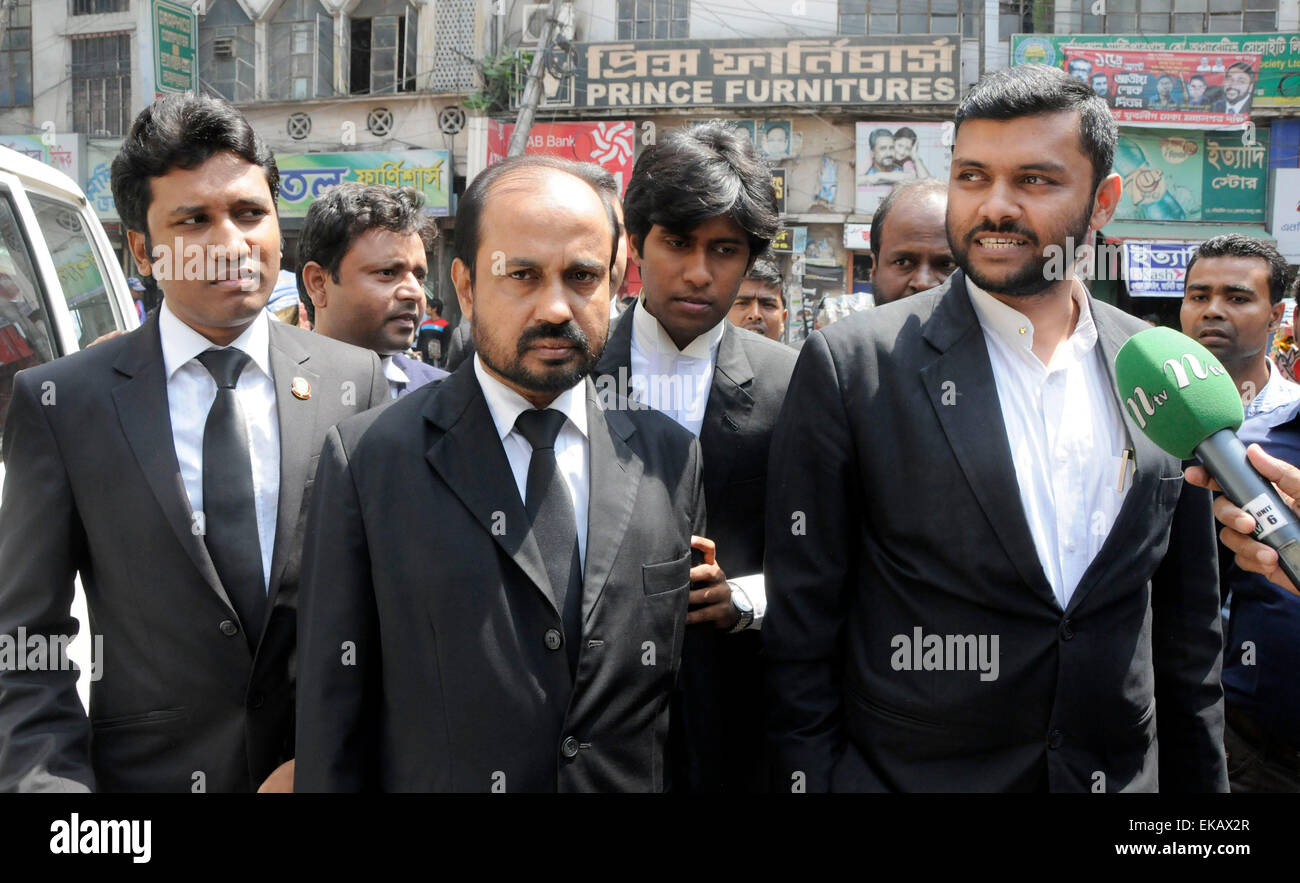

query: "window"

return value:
[0, 0, 31, 107]
[0, 193, 55, 446]
[839, 0, 961, 34]
[617, 0, 689, 39]
[1083, 0, 1278, 33]
[28, 194, 118, 350]
[71, 34, 132, 138]
[71, 0, 128, 13]
[198, 0, 255, 103]
[998, 0, 1056, 40]
[270, 0, 335, 100]
[350, 0, 417, 95]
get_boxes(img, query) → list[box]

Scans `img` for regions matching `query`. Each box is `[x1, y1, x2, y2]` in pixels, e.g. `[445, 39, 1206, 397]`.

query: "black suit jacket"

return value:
[764, 272, 1228, 792]
[443, 322, 474, 372]
[0, 311, 387, 792]
[294, 362, 705, 791]
[595, 306, 797, 791]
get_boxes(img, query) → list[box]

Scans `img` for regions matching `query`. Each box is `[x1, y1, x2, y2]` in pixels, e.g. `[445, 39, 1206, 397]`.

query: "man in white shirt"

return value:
[295, 154, 718, 792]
[765, 64, 1228, 792]
[297, 182, 448, 398]
[595, 121, 794, 792]
[0, 93, 387, 793]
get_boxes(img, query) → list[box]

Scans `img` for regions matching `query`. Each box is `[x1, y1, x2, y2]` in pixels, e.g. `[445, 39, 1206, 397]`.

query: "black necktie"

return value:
[197, 348, 266, 650]
[514, 408, 582, 672]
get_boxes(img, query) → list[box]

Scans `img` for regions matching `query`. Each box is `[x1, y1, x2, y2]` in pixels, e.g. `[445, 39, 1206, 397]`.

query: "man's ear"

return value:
[127, 230, 153, 278]
[627, 234, 644, 267]
[1270, 299, 1286, 329]
[1090, 172, 1123, 232]
[300, 262, 330, 312]
[450, 258, 474, 323]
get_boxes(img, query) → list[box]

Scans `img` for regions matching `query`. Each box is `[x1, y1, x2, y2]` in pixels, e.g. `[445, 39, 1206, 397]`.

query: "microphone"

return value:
[1114, 326, 1300, 590]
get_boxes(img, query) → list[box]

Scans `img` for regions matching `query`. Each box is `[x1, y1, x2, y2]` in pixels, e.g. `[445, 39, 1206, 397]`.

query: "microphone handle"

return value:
[1195, 429, 1300, 591]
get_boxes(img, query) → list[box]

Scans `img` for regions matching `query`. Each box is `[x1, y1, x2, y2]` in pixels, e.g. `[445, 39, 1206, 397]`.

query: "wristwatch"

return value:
[729, 582, 754, 633]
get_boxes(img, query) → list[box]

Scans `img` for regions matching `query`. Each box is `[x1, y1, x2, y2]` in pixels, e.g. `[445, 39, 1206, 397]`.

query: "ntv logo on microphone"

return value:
[1124, 352, 1227, 429]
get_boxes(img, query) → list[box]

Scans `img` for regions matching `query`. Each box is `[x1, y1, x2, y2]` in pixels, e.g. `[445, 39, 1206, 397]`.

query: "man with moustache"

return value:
[869, 178, 955, 306]
[595, 121, 793, 792]
[1213, 62, 1256, 114]
[0, 94, 388, 792]
[294, 155, 714, 792]
[728, 257, 788, 342]
[297, 183, 447, 398]
[764, 65, 1226, 792]
[1179, 235, 1300, 792]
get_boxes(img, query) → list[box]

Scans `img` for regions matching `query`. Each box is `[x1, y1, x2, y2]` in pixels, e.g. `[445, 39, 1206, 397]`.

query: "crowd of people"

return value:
[0, 62, 1296, 793]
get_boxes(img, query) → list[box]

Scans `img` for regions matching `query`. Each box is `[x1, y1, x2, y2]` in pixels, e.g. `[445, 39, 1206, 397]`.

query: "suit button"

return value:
[219, 620, 239, 637]
[560, 736, 580, 758]
[249, 692, 264, 709]
[1048, 729, 1063, 750]
[1059, 618, 1074, 641]
[544, 628, 563, 651]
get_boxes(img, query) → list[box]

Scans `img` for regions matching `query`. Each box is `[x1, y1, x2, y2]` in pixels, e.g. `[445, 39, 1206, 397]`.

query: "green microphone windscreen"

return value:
[1113, 326, 1243, 460]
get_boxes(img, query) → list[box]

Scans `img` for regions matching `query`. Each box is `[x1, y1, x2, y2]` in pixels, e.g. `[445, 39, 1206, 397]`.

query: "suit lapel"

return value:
[424, 364, 560, 616]
[581, 379, 643, 623]
[699, 323, 755, 498]
[266, 322, 321, 607]
[594, 301, 634, 380]
[919, 274, 1057, 608]
[110, 314, 233, 613]
[1065, 302, 1167, 614]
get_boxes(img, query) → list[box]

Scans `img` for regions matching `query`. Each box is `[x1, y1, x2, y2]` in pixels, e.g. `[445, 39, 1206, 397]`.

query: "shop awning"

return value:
[1101, 221, 1273, 242]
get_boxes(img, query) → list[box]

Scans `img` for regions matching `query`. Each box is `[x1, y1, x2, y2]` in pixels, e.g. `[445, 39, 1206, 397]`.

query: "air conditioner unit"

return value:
[522, 2, 575, 45]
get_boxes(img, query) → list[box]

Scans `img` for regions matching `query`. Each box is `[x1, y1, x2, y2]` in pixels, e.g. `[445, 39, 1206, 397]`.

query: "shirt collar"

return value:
[382, 354, 410, 386]
[966, 275, 1098, 368]
[632, 296, 725, 361]
[1246, 358, 1300, 420]
[472, 353, 589, 443]
[159, 298, 272, 382]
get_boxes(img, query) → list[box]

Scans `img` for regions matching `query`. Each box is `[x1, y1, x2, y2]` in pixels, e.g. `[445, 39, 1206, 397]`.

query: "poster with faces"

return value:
[855, 121, 952, 214]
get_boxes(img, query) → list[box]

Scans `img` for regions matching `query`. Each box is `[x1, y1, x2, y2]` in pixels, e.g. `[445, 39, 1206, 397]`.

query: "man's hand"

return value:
[1185, 443, 1300, 596]
[687, 535, 738, 629]
[257, 759, 294, 793]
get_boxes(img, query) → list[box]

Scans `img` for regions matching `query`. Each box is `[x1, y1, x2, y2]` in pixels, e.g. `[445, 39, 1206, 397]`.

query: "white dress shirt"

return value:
[967, 278, 1130, 609]
[629, 298, 723, 439]
[159, 300, 281, 591]
[382, 355, 410, 400]
[1244, 358, 1300, 424]
[628, 299, 766, 627]
[473, 355, 590, 571]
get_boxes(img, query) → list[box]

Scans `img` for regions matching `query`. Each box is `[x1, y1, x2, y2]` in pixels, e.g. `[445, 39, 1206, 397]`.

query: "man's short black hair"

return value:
[454, 154, 620, 286]
[1227, 61, 1255, 78]
[745, 255, 784, 305]
[868, 127, 892, 150]
[1189, 74, 1207, 85]
[893, 126, 918, 143]
[870, 178, 948, 258]
[296, 183, 437, 323]
[954, 64, 1118, 197]
[427, 296, 444, 314]
[622, 120, 780, 261]
[1186, 233, 1292, 305]
[1158, 74, 1174, 84]
[111, 92, 279, 241]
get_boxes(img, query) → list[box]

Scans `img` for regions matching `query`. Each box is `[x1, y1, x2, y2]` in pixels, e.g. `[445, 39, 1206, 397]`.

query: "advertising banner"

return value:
[1113, 128, 1268, 223]
[855, 121, 951, 214]
[1122, 240, 1196, 298]
[275, 150, 450, 218]
[487, 121, 635, 194]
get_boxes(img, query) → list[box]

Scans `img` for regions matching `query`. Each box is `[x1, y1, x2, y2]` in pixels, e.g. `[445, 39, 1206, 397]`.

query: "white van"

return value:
[0, 144, 138, 709]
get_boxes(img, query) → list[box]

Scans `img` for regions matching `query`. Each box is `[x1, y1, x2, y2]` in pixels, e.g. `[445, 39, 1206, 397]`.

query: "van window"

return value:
[0, 192, 55, 446]
[27, 193, 118, 349]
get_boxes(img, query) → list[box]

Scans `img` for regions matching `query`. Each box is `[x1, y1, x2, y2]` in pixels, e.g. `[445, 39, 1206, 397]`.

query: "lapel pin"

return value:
[291, 377, 311, 400]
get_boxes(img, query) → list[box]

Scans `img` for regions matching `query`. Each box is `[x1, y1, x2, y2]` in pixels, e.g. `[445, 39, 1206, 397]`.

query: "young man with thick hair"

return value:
[0, 93, 387, 792]
[765, 65, 1227, 792]
[596, 120, 795, 792]
[297, 182, 446, 398]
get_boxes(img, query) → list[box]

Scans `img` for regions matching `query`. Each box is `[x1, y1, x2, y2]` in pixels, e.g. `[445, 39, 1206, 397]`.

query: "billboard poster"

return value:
[855, 121, 951, 214]
[1013, 33, 1300, 109]
[275, 151, 450, 218]
[1122, 240, 1196, 298]
[487, 121, 635, 194]
[1063, 46, 1260, 128]
[1113, 128, 1268, 223]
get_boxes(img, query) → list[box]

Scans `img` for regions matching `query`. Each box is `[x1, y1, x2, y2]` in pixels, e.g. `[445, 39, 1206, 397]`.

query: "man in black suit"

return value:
[595, 121, 794, 792]
[764, 65, 1228, 792]
[295, 154, 714, 792]
[297, 182, 448, 398]
[0, 94, 387, 793]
